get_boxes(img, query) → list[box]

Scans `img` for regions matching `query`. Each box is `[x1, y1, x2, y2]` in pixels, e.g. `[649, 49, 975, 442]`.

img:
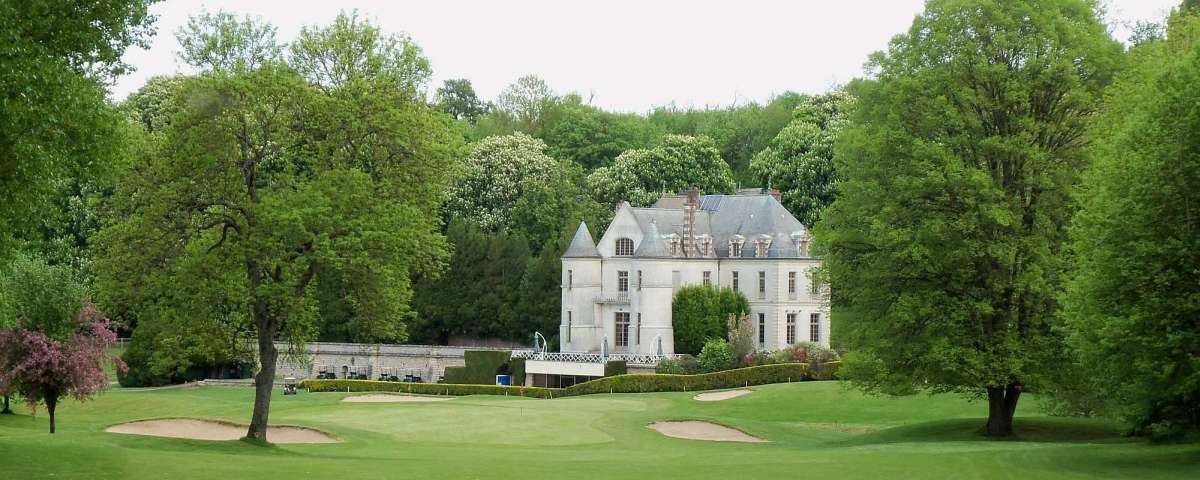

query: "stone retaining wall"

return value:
[272, 342, 512, 383]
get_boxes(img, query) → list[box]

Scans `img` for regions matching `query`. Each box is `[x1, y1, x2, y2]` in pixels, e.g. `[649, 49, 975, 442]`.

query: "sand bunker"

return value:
[106, 419, 338, 443]
[693, 389, 753, 402]
[342, 394, 453, 403]
[648, 421, 767, 443]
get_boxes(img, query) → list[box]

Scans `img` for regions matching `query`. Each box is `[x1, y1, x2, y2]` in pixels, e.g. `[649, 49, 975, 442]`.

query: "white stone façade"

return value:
[559, 188, 830, 355]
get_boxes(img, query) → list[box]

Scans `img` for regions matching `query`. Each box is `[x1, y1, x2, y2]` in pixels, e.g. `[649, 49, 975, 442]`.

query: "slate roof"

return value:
[633, 221, 670, 258]
[563, 222, 601, 258]
[632, 192, 810, 259]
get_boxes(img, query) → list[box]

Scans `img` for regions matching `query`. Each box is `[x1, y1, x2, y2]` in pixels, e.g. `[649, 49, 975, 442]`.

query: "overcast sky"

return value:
[112, 0, 1181, 113]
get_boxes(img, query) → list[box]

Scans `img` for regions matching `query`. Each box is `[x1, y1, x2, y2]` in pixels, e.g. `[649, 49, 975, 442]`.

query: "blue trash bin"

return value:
[495, 375, 511, 386]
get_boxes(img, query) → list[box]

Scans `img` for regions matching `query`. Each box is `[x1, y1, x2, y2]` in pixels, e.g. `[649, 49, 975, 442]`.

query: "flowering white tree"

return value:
[447, 133, 561, 232]
[587, 134, 736, 207]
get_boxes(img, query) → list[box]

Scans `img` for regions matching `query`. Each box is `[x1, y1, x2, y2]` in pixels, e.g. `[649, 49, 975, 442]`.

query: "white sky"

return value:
[113, 0, 1181, 113]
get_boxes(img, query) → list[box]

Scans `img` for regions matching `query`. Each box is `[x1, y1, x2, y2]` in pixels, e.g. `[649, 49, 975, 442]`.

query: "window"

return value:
[758, 313, 766, 346]
[700, 237, 712, 256]
[615, 238, 634, 256]
[636, 313, 642, 345]
[732, 271, 740, 291]
[788, 272, 797, 298]
[568, 270, 573, 289]
[567, 312, 572, 343]
[703, 271, 712, 287]
[758, 271, 766, 300]
[730, 241, 742, 257]
[637, 270, 642, 290]
[755, 240, 768, 258]
[787, 313, 797, 344]
[667, 235, 681, 256]
[615, 312, 630, 347]
[810, 313, 821, 343]
[618, 271, 629, 297]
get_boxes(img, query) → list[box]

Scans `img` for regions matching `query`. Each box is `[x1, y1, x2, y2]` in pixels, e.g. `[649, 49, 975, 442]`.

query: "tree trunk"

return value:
[985, 383, 1021, 436]
[46, 396, 57, 434]
[246, 331, 278, 442]
[1, 394, 11, 414]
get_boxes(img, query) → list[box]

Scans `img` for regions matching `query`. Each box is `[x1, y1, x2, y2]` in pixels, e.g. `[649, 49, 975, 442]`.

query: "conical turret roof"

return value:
[562, 222, 601, 258]
[634, 221, 670, 258]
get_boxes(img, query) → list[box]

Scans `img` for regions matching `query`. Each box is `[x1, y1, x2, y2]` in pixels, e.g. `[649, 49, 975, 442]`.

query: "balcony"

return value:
[513, 350, 686, 367]
[595, 292, 630, 305]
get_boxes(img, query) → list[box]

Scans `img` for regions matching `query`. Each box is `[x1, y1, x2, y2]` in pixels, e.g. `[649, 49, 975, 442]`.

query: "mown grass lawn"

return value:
[0, 381, 1196, 479]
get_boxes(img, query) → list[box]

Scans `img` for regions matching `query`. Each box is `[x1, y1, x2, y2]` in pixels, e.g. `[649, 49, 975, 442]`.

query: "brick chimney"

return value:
[684, 186, 700, 257]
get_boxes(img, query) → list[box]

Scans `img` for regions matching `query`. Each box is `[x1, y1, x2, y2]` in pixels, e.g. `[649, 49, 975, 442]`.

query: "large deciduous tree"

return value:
[816, 0, 1120, 436]
[1062, 6, 1200, 440]
[95, 12, 456, 442]
[436, 78, 488, 124]
[587, 135, 737, 207]
[0, 0, 155, 258]
[750, 91, 855, 227]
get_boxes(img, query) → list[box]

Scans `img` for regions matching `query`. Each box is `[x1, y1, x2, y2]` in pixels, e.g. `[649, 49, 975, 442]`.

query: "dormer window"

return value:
[791, 231, 811, 257]
[615, 237, 634, 256]
[665, 234, 681, 256]
[697, 235, 712, 257]
[755, 235, 772, 258]
[729, 235, 745, 257]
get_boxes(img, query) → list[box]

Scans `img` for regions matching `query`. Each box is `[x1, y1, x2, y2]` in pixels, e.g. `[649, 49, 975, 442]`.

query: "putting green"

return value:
[1, 382, 1197, 479]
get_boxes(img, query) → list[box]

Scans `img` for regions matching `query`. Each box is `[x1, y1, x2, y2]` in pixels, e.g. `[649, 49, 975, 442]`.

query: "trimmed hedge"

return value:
[509, 357, 525, 384]
[301, 363, 812, 399]
[462, 350, 513, 384]
[604, 360, 627, 377]
[298, 379, 558, 398]
[562, 363, 808, 395]
[442, 366, 468, 384]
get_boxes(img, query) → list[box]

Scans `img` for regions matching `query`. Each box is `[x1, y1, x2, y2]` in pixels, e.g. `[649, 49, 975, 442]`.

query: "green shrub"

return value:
[509, 357, 526, 385]
[604, 360, 627, 377]
[298, 379, 558, 398]
[698, 338, 734, 372]
[672, 286, 748, 355]
[460, 350, 513, 384]
[442, 366, 467, 384]
[564, 363, 809, 395]
[655, 355, 697, 374]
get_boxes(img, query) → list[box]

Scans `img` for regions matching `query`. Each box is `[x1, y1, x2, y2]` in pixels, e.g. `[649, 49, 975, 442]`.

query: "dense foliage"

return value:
[0, 255, 121, 432]
[749, 91, 855, 227]
[817, 0, 1121, 436]
[588, 134, 737, 207]
[670, 286, 748, 356]
[94, 12, 459, 440]
[1061, 8, 1200, 440]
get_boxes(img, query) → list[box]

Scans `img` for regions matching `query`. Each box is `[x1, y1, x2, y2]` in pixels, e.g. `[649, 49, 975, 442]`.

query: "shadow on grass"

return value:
[836, 417, 1130, 447]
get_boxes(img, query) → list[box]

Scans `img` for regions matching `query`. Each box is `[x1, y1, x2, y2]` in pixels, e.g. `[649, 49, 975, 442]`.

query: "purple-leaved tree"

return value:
[0, 302, 123, 433]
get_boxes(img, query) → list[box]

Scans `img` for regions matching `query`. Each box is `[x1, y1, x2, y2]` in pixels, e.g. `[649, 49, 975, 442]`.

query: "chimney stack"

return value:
[684, 186, 700, 258]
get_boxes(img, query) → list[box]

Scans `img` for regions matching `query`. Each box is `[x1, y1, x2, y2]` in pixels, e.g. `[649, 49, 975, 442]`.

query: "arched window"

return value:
[615, 237, 634, 256]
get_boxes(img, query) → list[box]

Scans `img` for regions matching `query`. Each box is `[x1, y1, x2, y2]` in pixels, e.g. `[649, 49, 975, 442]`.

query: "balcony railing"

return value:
[512, 350, 684, 367]
[595, 292, 630, 304]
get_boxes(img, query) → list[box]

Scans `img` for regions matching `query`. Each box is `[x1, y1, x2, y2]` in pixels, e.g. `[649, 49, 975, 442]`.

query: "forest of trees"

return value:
[2, 0, 1198, 441]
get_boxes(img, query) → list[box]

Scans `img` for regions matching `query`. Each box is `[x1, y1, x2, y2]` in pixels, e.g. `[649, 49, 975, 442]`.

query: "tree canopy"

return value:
[816, 0, 1121, 436]
[94, 11, 458, 441]
[1061, 7, 1200, 440]
[587, 134, 736, 207]
[750, 91, 855, 227]
[671, 286, 748, 356]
